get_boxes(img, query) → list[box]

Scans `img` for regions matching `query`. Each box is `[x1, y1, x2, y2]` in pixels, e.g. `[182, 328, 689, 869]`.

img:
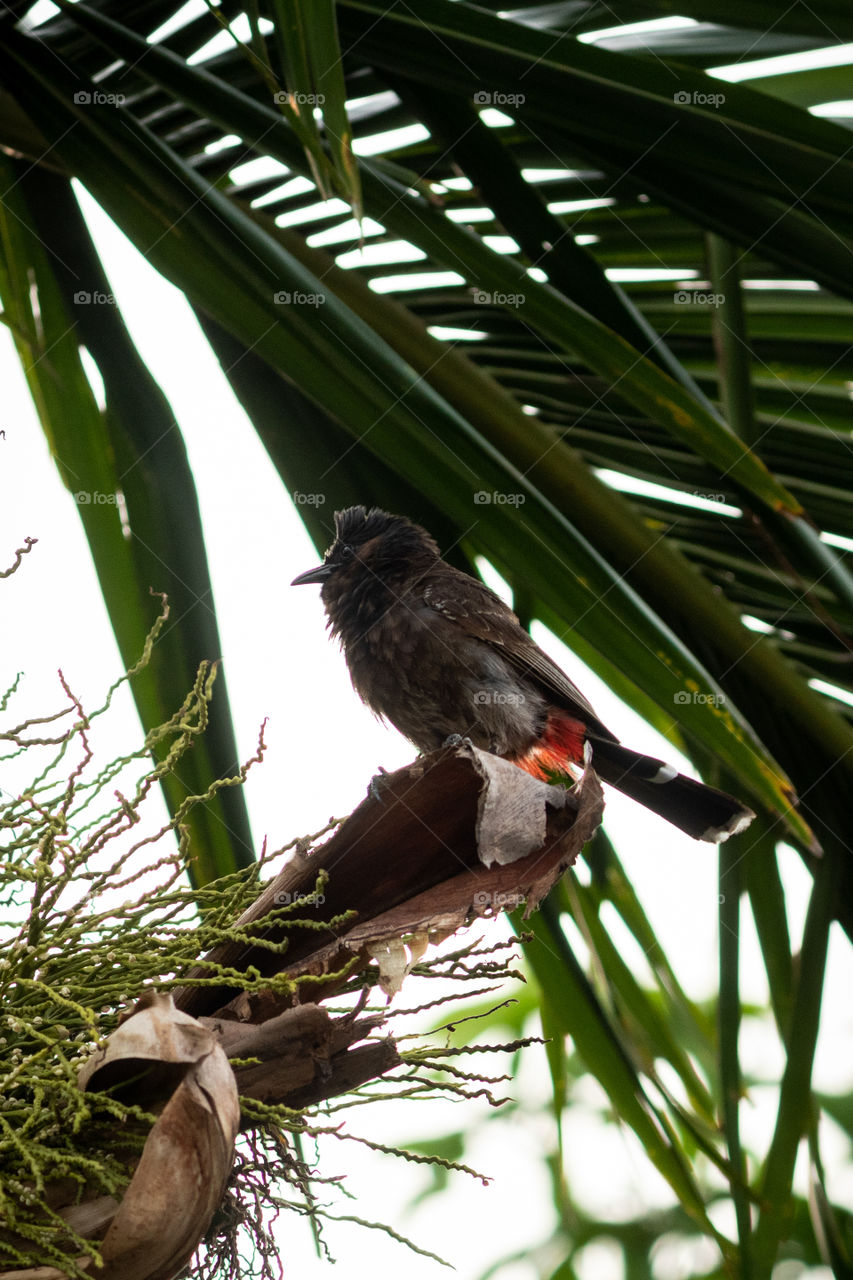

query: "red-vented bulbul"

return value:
[293, 506, 755, 842]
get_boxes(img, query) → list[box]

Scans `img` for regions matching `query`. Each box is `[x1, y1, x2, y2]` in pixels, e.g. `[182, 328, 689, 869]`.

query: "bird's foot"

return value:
[442, 733, 473, 750]
[367, 766, 390, 804]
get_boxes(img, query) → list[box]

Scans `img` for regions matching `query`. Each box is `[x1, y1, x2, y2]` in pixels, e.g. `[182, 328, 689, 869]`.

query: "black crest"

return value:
[326, 507, 440, 574]
[332, 506, 399, 547]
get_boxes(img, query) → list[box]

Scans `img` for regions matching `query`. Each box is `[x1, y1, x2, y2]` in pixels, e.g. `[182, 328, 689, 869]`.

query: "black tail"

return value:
[588, 736, 755, 843]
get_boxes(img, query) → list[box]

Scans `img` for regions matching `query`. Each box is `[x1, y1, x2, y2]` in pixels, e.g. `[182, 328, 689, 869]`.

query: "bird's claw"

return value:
[442, 733, 473, 749]
[367, 766, 390, 804]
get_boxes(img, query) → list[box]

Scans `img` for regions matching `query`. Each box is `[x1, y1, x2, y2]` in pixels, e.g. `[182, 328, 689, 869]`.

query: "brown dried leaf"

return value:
[77, 993, 239, 1280]
[200, 1003, 400, 1110]
[176, 743, 603, 1021]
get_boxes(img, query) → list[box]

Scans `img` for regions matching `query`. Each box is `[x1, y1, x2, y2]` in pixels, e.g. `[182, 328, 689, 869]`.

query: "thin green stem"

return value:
[707, 232, 757, 445]
[751, 844, 838, 1276]
[718, 843, 752, 1277]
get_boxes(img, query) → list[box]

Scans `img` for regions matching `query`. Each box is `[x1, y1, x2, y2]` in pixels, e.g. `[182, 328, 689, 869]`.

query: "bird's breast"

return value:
[343, 601, 548, 756]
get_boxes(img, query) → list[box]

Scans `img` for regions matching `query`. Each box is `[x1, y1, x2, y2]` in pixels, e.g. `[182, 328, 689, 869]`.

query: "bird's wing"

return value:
[421, 568, 616, 738]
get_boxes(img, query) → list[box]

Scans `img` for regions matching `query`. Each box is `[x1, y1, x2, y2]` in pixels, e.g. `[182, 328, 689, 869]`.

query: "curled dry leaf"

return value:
[470, 745, 574, 868]
[0, 995, 239, 1280]
[75, 992, 239, 1280]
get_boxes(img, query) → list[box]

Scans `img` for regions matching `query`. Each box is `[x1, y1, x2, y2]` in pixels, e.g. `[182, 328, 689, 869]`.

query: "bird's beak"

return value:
[291, 563, 333, 586]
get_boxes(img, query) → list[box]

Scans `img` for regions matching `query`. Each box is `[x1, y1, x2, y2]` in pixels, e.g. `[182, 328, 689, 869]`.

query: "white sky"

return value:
[2, 20, 853, 1271]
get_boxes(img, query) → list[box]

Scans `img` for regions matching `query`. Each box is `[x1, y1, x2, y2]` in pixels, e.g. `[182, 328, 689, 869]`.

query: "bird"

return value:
[292, 506, 755, 843]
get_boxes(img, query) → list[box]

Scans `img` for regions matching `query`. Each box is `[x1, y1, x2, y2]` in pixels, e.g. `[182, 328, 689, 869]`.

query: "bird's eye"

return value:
[340, 544, 354, 559]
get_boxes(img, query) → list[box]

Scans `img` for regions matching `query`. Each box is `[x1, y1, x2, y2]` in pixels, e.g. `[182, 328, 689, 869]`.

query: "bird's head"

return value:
[291, 506, 440, 634]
